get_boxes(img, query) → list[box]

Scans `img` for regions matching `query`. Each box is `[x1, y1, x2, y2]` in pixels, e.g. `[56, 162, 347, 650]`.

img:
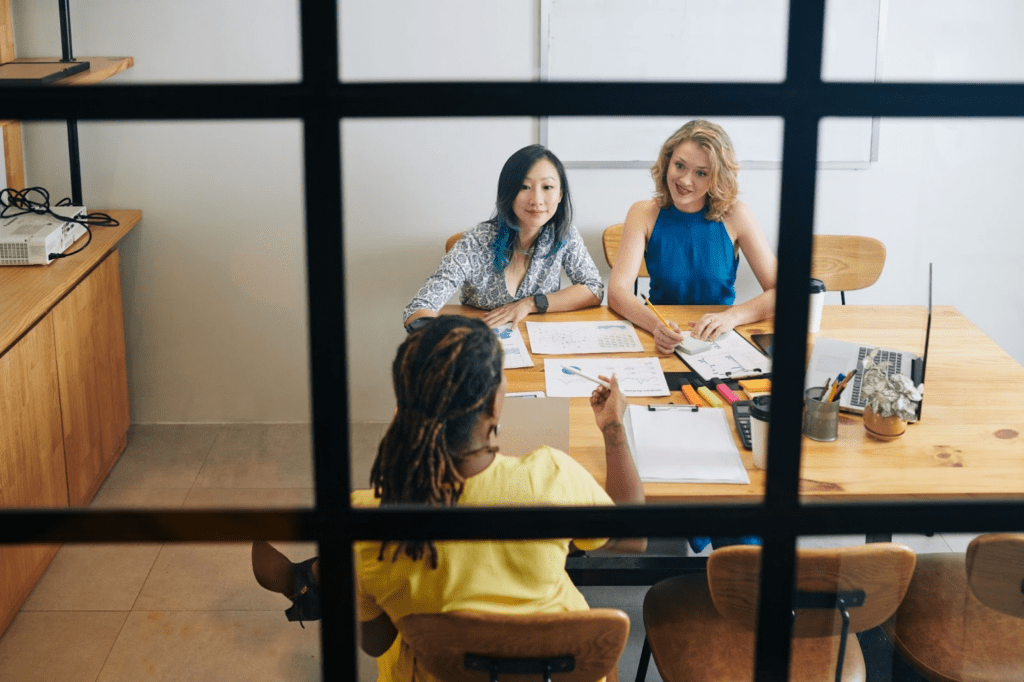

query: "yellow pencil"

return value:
[641, 294, 671, 327]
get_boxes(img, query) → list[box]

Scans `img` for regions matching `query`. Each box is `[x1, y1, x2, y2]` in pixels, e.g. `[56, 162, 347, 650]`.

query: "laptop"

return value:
[805, 264, 932, 421]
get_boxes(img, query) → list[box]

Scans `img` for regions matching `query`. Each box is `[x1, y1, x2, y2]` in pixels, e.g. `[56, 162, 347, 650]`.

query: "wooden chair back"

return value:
[708, 543, 917, 638]
[966, 533, 1024, 619]
[811, 235, 886, 295]
[602, 224, 648, 278]
[401, 609, 630, 682]
[446, 232, 464, 253]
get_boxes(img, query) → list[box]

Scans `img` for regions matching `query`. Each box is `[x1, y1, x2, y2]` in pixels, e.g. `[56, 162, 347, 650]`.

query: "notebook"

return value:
[805, 264, 933, 421]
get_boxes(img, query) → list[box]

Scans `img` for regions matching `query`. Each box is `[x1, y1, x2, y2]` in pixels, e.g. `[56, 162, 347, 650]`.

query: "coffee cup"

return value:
[749, 396, 770, 470]
[808, 278, 826, 333]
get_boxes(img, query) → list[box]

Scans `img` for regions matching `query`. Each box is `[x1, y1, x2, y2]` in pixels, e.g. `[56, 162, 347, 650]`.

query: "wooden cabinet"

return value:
[0, 210, 139, 636]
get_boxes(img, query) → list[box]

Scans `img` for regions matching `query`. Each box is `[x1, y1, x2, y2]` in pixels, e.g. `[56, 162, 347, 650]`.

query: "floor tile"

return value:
[941, 532, 983, 553]
[97, 610, 320, 682]
[135, 542, 317, 612]
[193, 424, 313, 489]
[21, 543, 162, 611]
[101, 424, 220, 489]
[0, 611, 128, 682]
[89, 486, 190, 509]
[579, 585, 663, 682]
[183, 487, 314, 509]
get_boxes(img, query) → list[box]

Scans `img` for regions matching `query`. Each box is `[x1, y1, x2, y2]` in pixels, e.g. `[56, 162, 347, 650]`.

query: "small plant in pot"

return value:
[860, 349, 924, 440]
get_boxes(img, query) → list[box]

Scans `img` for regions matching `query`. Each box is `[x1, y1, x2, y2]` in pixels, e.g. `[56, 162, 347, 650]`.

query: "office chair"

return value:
[446, 232, 465, 253]
[602, 224, 649, 297]
[401, 609, 630, 682]
[884, 533, 1024, 681]
[811, 235, 886, 305]
[637, 543, 916, 682]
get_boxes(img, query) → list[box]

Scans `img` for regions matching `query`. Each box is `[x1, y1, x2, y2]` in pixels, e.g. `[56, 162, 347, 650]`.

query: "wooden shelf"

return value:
[0, 208, 141, 356]
[7, 56, 133, 85]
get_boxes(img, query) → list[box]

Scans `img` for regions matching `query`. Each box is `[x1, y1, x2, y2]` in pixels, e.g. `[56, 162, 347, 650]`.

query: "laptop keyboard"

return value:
[848, 348, 902, 407]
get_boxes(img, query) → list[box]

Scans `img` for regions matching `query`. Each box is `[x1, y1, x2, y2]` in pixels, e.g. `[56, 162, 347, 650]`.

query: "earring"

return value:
[490, 423, 501, 438]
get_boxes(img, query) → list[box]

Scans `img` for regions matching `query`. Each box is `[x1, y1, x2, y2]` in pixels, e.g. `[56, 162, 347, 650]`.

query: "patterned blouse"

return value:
[403, 222, 605, 322]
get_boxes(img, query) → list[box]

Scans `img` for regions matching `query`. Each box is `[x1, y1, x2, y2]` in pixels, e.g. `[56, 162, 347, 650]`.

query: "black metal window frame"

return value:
[4, 2, 1024, 679]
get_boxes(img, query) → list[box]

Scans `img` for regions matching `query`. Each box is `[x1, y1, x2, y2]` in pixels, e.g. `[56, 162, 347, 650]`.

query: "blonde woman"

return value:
[608, 120, 777, 353]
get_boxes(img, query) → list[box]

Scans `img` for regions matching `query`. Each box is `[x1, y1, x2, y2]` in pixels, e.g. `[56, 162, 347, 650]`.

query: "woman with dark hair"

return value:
[403, 145, 604, 331]
[608, 120, 777, 351]
[253, 315, 644, 681]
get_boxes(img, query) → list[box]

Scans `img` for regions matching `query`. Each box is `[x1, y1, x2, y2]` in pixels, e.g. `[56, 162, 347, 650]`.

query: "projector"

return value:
[0, 206, 87, 265]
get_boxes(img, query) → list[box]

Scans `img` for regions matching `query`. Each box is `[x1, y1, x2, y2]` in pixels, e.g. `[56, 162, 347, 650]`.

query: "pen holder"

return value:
[802, 387, 839, 442]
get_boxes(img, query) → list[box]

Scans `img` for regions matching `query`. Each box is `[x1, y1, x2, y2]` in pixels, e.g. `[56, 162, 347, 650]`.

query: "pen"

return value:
[826, 373, 845, 402]
[640, 294, 672, 328]
[560, 365, 611, 389]
[708, 377, 741, 404]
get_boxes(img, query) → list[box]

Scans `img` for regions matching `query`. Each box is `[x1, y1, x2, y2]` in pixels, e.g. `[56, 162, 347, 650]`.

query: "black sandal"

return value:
[284, 556, 321, 628]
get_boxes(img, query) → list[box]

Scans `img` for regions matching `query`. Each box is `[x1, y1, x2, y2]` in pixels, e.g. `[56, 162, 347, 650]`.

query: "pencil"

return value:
[830, 368, 858, 402]
[640, 294, 671, 328]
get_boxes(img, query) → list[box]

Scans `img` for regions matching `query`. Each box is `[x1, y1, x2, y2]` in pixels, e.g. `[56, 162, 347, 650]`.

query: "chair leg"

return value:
[841, 291, 846, 305]
[634, 636, 651, 682]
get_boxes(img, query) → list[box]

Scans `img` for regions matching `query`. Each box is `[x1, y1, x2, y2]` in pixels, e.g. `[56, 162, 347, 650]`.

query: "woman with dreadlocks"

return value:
[252, 315, 644, 680]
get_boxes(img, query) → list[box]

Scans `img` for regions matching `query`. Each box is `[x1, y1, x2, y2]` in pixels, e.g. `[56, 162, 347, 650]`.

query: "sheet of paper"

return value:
[543, 358, 670, 397]
[494, 324, 534, 369]
[527, 320, 643, 354]
[627, 405, 749, 484]
[675, 330, 771, 381]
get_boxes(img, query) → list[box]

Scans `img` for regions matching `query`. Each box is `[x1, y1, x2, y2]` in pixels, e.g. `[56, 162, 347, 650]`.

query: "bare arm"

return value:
[689, 201, 778, 341]
[608, 201, 686, 354]
[481, 283, 600, 328]
[589, 374, 647, 553]
[360, 612, 398, 657]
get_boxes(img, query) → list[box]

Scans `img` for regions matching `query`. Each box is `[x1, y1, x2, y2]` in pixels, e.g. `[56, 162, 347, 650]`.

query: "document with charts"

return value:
[526, 320, 644, 354]
[494, 324, 533, 369]
[674, 330, 771, 381]
[543, 358, 670, 397]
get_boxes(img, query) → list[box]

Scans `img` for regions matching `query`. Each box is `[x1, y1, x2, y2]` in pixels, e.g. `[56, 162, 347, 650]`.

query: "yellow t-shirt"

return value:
[354, 446, 614, 682]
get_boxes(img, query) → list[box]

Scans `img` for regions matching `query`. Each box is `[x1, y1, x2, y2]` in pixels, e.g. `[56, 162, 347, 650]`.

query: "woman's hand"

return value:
[482, 298, 535, 328]
[654, 321, 686, 355]
[690, 309, 739, 342]
[590, 374, 628, 433]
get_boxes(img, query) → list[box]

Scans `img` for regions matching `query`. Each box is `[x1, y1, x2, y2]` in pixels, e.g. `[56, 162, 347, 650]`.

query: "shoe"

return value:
[252, 541, 321, 627]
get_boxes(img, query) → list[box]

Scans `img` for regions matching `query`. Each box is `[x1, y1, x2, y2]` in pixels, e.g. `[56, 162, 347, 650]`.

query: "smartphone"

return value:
[751, 333, 773, 358]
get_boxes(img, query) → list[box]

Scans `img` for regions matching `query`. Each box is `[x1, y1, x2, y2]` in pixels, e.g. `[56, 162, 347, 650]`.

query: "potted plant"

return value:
[859, 349, 924, 440]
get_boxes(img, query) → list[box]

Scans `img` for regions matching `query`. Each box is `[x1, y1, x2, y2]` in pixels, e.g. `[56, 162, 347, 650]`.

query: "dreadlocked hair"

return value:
[370, 315, 503, 568]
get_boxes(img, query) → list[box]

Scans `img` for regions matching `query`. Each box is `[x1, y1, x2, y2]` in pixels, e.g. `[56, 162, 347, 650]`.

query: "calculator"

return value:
[732, 400, 753, 450]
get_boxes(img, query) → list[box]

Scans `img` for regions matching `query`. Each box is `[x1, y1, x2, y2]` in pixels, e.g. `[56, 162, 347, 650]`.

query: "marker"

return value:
[640, 294, 672, 328]
[708, 377, 741, 405]
[691, 376, 725, 408]
[678, 377, 707, 406]
[560, 365, 611, 389]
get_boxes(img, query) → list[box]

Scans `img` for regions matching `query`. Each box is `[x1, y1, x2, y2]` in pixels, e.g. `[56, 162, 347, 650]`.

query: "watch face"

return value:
[535, 293, 549, 311]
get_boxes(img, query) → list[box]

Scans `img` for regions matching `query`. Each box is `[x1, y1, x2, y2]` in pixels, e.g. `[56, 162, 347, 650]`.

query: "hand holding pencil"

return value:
[641, 294, 686, 355]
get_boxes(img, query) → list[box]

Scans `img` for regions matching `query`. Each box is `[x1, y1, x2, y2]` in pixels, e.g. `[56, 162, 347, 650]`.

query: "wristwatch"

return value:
[533, 292, 549, 313]
[406, 317, 432, 334]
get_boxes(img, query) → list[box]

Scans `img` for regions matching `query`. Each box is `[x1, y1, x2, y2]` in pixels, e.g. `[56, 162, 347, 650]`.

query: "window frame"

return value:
[4, 2, 1024, 679]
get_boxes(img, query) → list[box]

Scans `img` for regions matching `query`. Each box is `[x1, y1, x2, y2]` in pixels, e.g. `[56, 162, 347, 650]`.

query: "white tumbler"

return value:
[808, 278, 826, 333]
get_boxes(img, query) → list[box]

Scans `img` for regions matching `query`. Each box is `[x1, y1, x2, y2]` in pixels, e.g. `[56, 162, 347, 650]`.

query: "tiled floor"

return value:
[0, 423, 978, 681]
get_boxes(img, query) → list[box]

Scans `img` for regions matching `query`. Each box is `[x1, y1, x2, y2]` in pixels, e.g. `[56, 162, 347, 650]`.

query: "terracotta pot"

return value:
[863, 405, 907, 441]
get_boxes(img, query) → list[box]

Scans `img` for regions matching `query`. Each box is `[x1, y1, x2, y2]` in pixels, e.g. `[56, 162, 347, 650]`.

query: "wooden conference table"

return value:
[442, 303, 1024, 505]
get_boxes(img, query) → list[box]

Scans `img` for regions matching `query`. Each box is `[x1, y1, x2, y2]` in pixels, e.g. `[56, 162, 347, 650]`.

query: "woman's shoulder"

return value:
[628, 198, 660, 217]
[722, 199, 754, 223]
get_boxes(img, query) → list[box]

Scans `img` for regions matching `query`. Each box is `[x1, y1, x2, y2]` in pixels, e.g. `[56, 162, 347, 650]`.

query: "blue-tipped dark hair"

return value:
[486, 145, 573, 271]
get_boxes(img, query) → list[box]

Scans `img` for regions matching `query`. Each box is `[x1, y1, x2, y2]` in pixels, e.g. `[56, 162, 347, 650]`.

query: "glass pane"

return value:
[11, 1, 301, 83]
[804, 117, 1024, 503]
[0, 541, 320, 678]
[339, 0, 789, 82]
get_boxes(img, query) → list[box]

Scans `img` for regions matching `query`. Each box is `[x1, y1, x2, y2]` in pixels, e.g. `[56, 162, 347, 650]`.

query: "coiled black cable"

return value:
[0, 186, 120, 260]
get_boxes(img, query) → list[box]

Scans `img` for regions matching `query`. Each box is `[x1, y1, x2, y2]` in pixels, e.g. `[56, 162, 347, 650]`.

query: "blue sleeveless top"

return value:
[646, 206, 738, 305]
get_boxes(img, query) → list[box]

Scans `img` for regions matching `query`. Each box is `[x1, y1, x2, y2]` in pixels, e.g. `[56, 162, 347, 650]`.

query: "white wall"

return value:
[13, 1, 1024, 423]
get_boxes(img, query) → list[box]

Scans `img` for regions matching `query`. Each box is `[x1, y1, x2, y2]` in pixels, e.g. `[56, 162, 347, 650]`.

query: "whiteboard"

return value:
[542, 0, 881, 166]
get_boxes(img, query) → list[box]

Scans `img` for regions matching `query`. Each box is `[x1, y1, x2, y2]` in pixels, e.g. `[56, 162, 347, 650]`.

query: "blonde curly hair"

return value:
[650, 120, 740, 222]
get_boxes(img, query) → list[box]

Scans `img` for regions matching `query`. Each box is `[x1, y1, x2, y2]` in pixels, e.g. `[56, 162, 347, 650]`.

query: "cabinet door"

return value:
[0, 315, 67, 634]
[52, 250, 131, 506]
